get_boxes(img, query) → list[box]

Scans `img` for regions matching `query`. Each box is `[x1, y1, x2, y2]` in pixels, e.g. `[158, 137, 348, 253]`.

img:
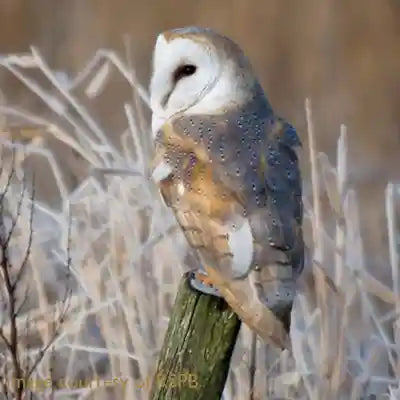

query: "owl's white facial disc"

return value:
[150, 34, 220, 135]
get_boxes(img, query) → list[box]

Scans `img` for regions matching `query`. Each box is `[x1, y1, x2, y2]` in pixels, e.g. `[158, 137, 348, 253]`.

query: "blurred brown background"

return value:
[0, 0, 399, 274]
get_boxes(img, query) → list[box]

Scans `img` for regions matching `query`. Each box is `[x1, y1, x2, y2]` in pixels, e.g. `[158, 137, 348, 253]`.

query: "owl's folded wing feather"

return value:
[171, 111, 304, 275]
[152, 114, 302, 347]
[261, 118, 304, 276]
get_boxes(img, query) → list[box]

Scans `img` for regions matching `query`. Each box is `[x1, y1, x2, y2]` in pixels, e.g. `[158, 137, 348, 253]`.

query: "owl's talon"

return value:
[194, 272, 214, 287]
[189, 271, 222, 298]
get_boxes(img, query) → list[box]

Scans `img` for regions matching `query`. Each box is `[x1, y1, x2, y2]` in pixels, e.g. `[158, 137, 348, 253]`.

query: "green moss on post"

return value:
[150, 273, 241, 400]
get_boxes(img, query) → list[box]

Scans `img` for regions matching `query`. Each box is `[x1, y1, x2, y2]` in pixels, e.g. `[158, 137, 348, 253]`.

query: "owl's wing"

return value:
[171, 112, 304, 276]
[153, 114, 302, 347]
[260, 117, 304, 276]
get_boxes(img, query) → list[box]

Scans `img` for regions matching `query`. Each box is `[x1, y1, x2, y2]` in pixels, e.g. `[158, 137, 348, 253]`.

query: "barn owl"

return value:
[149, 26, 304, 347]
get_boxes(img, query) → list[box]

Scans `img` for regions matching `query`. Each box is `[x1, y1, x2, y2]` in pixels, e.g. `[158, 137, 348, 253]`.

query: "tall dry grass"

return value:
[0, 44, 399, 400]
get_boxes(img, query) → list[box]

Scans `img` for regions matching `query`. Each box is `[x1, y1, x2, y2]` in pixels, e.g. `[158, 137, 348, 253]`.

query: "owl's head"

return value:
[149, 27, 260, 134]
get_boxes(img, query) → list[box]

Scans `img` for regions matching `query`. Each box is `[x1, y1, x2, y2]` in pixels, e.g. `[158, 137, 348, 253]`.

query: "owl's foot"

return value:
[195, 271, 214, 286]
[189, 270, 222, 297]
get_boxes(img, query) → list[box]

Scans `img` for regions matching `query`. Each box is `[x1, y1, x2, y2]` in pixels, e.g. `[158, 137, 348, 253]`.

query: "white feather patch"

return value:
[228, 219, 254, 277]
[177, 182, 185, 196]
[152, 161, 172, 183]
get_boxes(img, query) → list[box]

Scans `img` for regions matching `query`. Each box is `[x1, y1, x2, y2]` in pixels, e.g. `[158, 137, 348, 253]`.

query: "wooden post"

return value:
[149, 273, 241, 400]
[150, 272, 293, 399]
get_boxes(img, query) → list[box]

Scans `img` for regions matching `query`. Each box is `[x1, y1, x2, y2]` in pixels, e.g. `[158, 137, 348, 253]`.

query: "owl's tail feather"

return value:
[189, 264, 291, 349]
[192, 265, 291, 349]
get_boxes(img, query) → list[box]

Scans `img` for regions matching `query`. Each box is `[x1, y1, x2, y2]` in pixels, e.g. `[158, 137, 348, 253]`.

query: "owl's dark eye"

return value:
[173, 64, 197, 83]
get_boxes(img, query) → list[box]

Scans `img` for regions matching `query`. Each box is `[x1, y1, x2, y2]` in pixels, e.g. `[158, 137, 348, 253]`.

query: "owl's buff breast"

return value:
[153, 121, 255, 279]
